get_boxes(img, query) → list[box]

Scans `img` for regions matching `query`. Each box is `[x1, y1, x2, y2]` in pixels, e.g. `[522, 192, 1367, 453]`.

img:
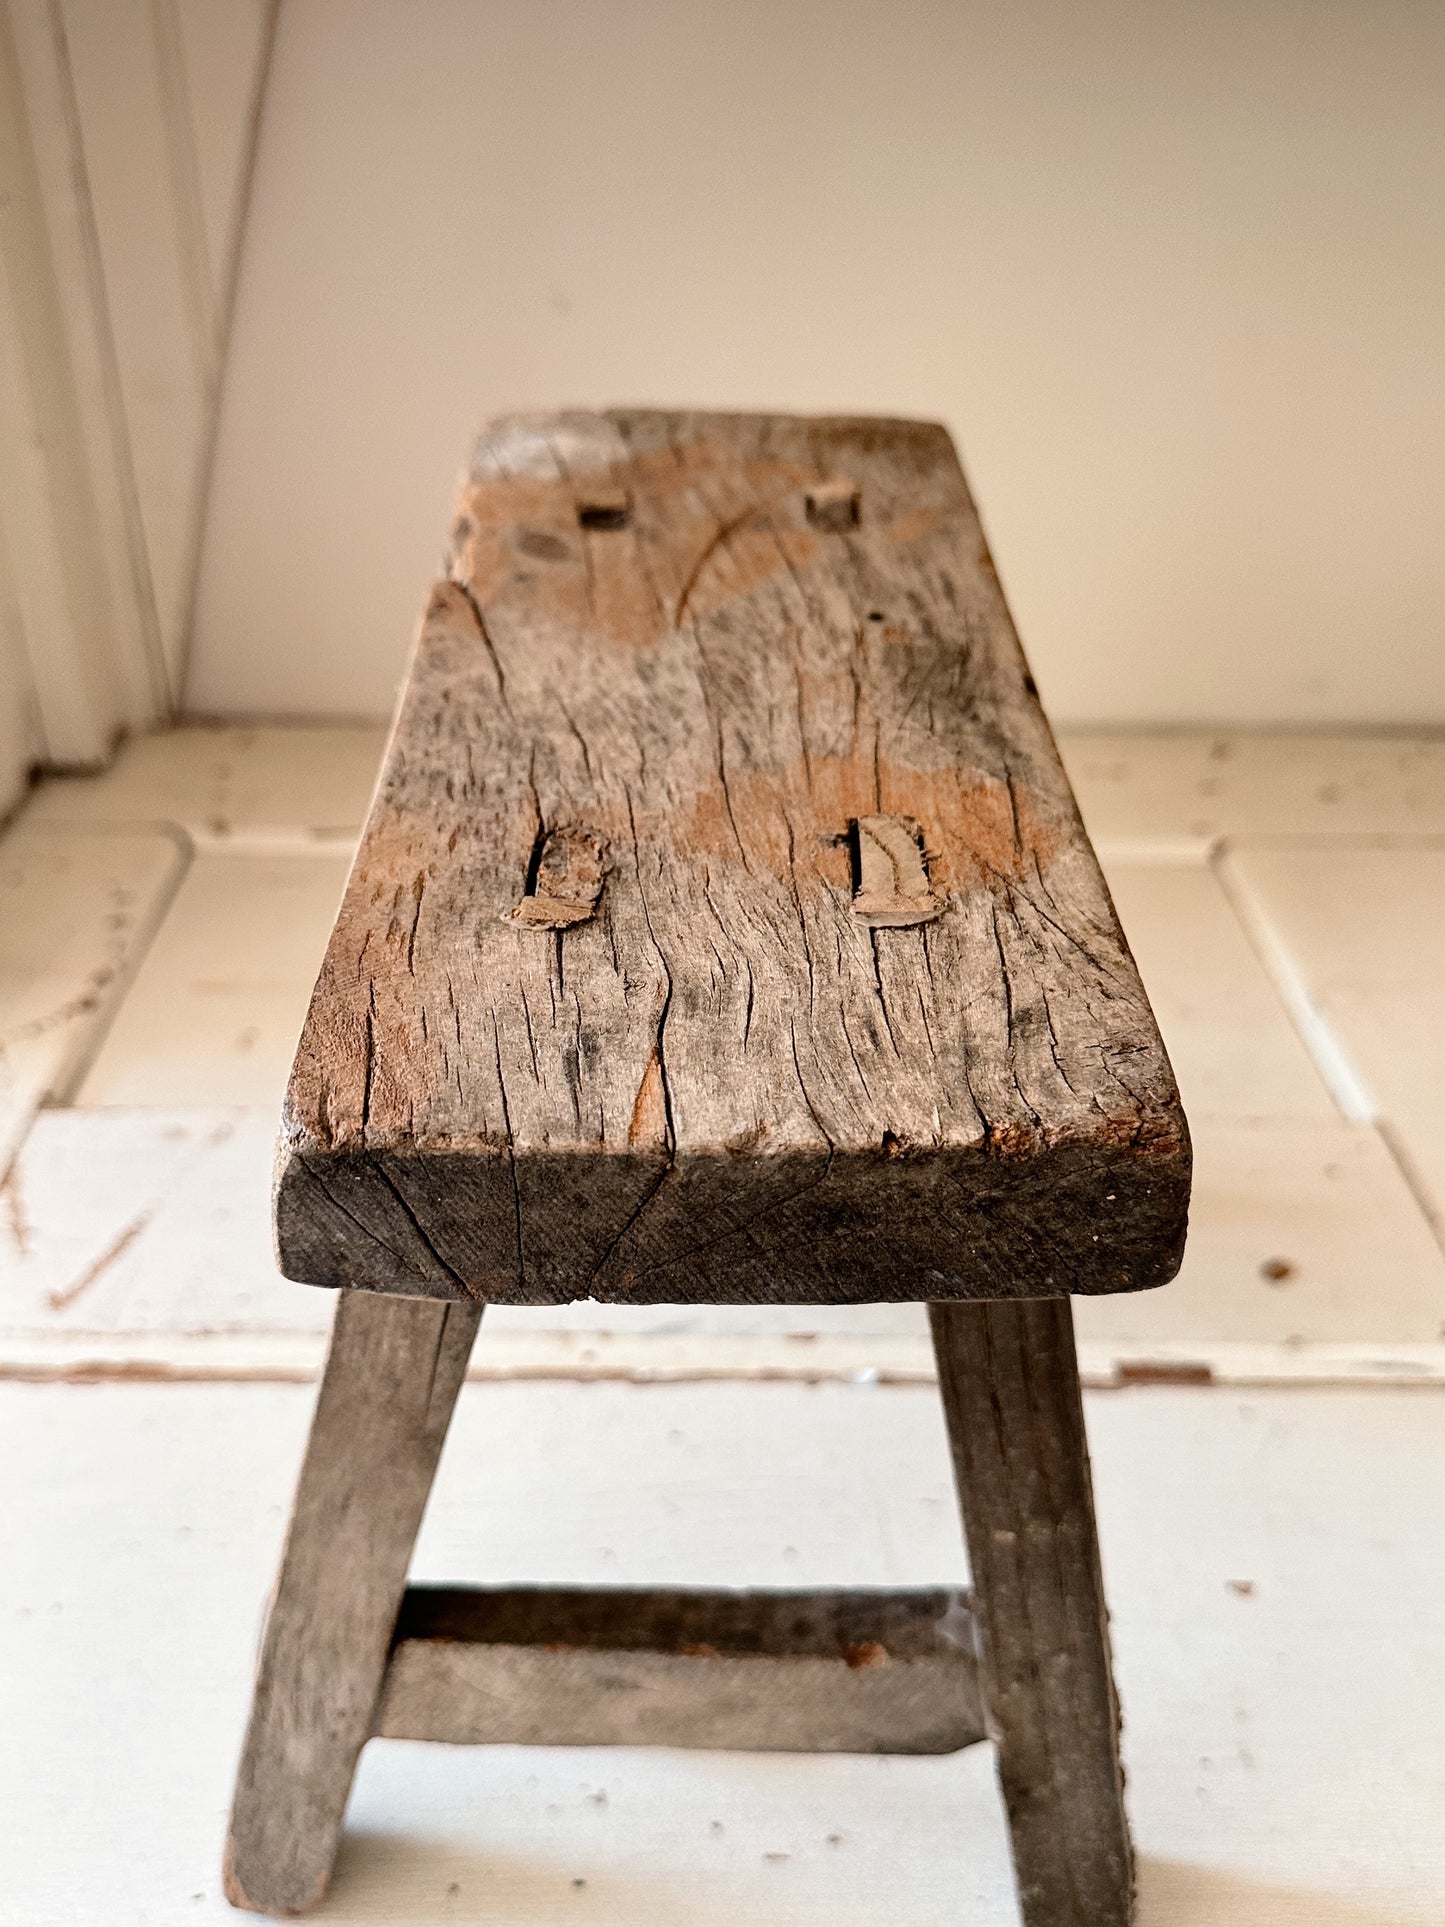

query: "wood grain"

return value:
[224, 1290, 482, 1915]
[931, 1296, 1133, 1927]
[276, 411, 1190, 1305]
[375, 1584, 984, 1754]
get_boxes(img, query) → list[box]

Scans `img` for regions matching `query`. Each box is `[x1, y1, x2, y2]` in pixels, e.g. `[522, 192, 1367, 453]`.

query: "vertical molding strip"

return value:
[0, 0, 276, 771]
[163, 0, 279, 701]
[0, 0, 124, 764]
[44, 0, 173, 713]
[149, 0, 218, 396]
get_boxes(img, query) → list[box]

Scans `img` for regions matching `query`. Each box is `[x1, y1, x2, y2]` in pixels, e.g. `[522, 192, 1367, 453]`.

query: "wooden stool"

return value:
[224, 412, 1190, 1922]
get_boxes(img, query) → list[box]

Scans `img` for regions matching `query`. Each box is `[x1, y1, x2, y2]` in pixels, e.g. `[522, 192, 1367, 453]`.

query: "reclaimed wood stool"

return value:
[225, 411, 1190, 1922]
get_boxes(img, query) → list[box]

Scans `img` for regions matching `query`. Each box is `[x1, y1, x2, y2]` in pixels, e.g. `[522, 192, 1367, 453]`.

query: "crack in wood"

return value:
[274, 410, 1189, 1306]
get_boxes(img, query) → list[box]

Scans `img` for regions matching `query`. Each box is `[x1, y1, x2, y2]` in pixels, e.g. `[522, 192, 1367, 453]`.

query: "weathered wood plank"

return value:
[930, 1296, 1132, 1927]
[276, 411, 1189, 1304]
[375, 1584, 984, 1754]
[223, 1290, 482, 1916]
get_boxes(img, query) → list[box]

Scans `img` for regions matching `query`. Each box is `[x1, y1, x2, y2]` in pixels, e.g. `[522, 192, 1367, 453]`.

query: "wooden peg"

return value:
[505, 826, 606, 928]
[850, 814, 943, 927]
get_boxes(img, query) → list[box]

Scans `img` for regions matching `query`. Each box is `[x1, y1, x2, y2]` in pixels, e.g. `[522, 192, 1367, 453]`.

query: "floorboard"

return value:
[2, 1378, 1441, 1924]
[4, 726, 1445, 1919]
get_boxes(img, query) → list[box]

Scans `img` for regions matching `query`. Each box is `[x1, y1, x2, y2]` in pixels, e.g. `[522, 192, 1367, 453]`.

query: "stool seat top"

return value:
[276, 411, 1190, 1306]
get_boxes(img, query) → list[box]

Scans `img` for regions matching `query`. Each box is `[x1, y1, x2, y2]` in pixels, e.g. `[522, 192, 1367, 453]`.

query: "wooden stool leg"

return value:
[929, 1298, 1132, 1927]
[224, 1290, 482, 1915]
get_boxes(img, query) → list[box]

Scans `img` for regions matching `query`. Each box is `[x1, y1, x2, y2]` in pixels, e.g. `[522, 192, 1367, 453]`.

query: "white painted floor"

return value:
[3, 725, 1444, 1922]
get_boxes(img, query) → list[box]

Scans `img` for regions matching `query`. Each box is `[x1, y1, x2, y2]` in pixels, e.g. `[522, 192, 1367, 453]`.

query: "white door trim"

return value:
[0, 0, 275, 804]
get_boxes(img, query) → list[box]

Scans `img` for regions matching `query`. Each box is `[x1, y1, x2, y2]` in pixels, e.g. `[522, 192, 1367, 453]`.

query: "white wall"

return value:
[187, 0, 1445, 726]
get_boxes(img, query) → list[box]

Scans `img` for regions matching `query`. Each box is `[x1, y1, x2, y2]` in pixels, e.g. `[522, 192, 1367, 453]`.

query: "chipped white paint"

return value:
[1101, 855, 1340, 1124]
[1213, 845, 1380, 1126]
[6, 1107, 1445, 1389]
[22, 722, 384, 842]
[4, 1377, 1445, 1923]
[1075, 1120, 1445, 1376]
[73, 848, 351, 1109]
[1224, 842, 1445, 1240]
[1060, 730, 1445, 847]
[0, 824, 184, 1171]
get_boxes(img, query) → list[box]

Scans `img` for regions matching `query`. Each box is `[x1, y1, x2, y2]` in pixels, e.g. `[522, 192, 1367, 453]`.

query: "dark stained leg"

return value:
[224, 1290, 482, 1915]
[929, 1297, 1132, 1927]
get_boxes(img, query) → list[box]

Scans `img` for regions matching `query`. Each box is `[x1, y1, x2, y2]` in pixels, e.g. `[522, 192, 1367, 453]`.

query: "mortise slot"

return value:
[849, 815, 944, 928]
[805, 478, 861, 530]
[505, 825, 607, 929]
[577, 488, 631, 531]
[521, 822, 549, 898]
